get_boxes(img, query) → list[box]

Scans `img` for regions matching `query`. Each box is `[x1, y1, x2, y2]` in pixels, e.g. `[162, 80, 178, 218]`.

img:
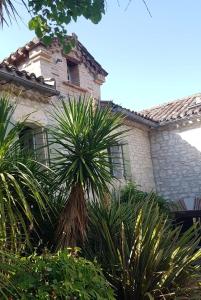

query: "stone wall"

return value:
[150, 120, 201, 209]
[0, 84, 59, 160]
[10, 94, 156, 193]
[18, 44, 103, 100]
[117, 121, 156, 192]
[1, 38, 157, 194]
[0, 83, 55, 126]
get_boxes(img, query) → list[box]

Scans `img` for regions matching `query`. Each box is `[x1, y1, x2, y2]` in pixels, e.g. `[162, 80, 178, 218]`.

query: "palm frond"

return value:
[51, 97, 126, 198]
[0, 95, 50, 251]
[51, 97, 126, 248]
[0, 0, 20, 26]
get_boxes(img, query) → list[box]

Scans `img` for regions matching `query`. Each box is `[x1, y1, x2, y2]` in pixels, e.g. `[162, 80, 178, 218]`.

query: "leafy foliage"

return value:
[51, 97, 125, 248]
[85, 193, 201, 299]
[28, 0, 105, 52]
[52, 98, 125, 199]
[0, 96, 200, 299]
[120, 182, 170, 213]
[0, 96, 49, 251]
[1, 250, 115, 300]
[0, 1, 151, 51]
[0, 0, 105, 51]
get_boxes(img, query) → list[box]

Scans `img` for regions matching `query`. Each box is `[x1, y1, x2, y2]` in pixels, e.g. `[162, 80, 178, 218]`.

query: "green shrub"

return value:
[120, 182, 170, 213]
[85, 193, 201, 299]
[3, 250, 114, 300]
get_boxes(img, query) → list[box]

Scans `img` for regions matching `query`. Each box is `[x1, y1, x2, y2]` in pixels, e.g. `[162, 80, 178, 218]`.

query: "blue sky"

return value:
[1, 1, 201, 110]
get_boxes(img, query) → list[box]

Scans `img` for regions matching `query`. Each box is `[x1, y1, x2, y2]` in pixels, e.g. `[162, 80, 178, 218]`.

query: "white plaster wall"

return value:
[150, 120, 201, 209]
[12, 98, 52, 126]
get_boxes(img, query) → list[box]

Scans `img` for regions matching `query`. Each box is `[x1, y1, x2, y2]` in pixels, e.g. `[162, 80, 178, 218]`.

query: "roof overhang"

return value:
[0, 68, 59, 97]
[112, 105, 158, 128]
[100, 101, 158, 128]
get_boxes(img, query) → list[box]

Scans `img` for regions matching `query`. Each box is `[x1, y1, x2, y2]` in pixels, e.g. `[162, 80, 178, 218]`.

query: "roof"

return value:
[100, 101, 158, 128]
[2, 37, 43, 66]
[0, 63, 59, 96]
[2, 35, 108, 77]
[101, 94, 201, 128]
[139, 93, 201, 124]
[77, 39, 108, 76]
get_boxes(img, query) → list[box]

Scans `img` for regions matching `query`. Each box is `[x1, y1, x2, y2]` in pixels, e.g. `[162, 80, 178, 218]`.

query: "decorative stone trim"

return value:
[62, 81, 88, 93]
[94, 73, 105, 85]
[29, 49, 51, 63]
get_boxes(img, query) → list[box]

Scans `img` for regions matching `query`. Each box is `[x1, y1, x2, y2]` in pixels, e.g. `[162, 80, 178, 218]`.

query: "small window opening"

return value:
[67, 60, 80, 86]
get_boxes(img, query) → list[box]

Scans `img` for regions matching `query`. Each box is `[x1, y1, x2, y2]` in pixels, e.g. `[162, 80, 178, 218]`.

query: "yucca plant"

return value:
[51, 97, 126, 249]
[0, 96, 49, 251]
[85, 192, 201, 299]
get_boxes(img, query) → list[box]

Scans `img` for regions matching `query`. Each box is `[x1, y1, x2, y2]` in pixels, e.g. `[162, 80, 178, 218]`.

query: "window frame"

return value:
[19, 124, 50, 166]
[66, 58, 80, 86]
[108, 143, 132, 180]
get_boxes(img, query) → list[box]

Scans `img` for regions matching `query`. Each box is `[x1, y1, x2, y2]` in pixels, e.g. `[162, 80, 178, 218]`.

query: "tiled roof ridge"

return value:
[100, 100, 158, 127]
[0, 62, 47, 85]
[139, 92, 201, 114]
[112, 102, 157, 122]
[102, 92, 201, 127]
[0, 62, 59, 96]
[77, 40, 107, 76]
[139, 93, 201, 124]
[2, 37, 43, 66]
[2, 35, 108, 76]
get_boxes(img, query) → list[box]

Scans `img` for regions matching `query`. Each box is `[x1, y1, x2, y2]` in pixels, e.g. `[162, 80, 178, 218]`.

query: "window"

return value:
[109, 143, 132, 180]
[67, 60, 80, 86]
[19, 127, 34, 154]
[109, 145, 124, 179]
[19, 125, 50, 165]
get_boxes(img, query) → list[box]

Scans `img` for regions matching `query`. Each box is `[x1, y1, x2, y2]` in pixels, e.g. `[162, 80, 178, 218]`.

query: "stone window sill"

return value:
[63, 81, 88, 93]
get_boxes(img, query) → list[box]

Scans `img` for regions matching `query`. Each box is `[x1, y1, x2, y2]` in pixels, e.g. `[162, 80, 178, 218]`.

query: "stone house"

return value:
[1, 34, 201, 210]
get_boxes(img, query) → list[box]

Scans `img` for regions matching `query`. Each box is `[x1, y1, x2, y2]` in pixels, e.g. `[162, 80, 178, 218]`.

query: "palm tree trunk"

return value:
[55, 183, 87, 249]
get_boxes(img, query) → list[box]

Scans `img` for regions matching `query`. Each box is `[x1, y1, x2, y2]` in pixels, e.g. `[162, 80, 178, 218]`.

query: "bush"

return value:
[3, 250, 115, 300]
[85, 193, 201, 299]
[120, 182, 170, 213]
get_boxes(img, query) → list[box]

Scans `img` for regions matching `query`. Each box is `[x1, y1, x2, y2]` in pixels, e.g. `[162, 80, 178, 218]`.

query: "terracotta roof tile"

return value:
[2, 38, 42, 66]
[0, 62, 59, 95]
[100, 101, 158, 127]
[139, 94, 201, 124]
[2, 35, 108, 76]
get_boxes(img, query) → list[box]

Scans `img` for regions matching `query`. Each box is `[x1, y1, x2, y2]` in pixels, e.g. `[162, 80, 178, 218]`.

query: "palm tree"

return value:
[51, 97, 126, 249]
[0, 95, 49, 251]
[0, 0, 19, 26]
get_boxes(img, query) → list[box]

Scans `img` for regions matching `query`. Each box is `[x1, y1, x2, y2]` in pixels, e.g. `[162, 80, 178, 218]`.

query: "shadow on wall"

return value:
[150, 123, 201, 210]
